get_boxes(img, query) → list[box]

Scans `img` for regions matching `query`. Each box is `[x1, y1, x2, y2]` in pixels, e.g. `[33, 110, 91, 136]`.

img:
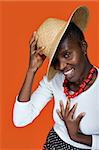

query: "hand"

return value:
[56, 99, 86, 141]
[28, 31, 46, 72]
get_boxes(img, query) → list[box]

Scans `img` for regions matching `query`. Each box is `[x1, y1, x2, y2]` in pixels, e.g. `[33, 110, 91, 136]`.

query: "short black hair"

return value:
[51, 22, 85, 69]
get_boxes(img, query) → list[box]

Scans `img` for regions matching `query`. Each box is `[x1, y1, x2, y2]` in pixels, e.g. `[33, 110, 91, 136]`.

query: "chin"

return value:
[66, 76, 79, 83]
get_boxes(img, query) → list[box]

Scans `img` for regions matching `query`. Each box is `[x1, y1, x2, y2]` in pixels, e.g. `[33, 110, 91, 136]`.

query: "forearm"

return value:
[72, 133, 92, 147]
[18, 68, 37, 102]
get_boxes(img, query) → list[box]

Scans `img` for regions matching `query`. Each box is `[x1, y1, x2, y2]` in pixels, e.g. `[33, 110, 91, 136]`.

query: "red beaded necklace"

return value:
[63, 66, 95, 99]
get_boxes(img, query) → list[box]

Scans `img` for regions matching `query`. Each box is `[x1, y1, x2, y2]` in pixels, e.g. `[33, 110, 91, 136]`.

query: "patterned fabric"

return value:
[43, 128, 91, 150]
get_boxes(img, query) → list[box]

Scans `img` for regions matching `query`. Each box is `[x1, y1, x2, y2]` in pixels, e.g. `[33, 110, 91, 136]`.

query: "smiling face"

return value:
[51, 22, 92, 83]
[54, 38, 87, 82]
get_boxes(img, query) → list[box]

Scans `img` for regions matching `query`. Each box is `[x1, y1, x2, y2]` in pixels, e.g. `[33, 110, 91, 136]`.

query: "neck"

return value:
[63, 66, 97, 98]
[76, 61, 92, 86]
[67, 61, 93, 91]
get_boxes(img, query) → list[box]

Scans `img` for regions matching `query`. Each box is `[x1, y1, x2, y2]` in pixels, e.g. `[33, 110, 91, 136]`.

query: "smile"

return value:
[63, 68, 75, 78]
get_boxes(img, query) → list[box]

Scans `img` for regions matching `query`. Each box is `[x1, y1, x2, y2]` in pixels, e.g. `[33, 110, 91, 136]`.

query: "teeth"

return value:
[64, 68, 74, 75]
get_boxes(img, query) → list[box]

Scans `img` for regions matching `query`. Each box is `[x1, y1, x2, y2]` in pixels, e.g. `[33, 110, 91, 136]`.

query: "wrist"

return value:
[71, 132, 92, 146]
[69, 132, 79, 141]
[26, 68, 37, 79]
[27, 67, 38, 74]
[71, 132, 80, 141]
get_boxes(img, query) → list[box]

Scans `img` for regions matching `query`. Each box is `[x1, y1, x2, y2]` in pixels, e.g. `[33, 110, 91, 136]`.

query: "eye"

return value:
[64, 52, 71, 58]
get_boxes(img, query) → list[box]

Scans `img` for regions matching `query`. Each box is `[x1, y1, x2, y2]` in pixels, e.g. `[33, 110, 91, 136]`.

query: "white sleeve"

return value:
[13, 75, 53, 127]
[92, 135, 99, 150]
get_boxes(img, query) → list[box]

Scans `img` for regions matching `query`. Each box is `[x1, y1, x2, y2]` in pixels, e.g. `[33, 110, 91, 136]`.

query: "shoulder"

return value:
[41, 72, 64, 88]
[93, 66, 99, 88]
[48, 72, 64, 84]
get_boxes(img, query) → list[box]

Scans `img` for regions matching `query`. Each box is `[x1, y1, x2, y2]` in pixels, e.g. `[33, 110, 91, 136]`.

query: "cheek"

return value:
[71, 52, 84, 66]
[71, 55, 81, 66]
[72, 55, 85, 79]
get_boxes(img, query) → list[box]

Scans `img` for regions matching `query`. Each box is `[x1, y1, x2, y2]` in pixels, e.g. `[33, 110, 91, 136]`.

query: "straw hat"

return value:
[36, 6, 89, 81]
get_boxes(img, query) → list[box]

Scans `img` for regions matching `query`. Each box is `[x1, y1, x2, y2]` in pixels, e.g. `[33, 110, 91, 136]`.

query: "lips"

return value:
[63, 68, 75, 79]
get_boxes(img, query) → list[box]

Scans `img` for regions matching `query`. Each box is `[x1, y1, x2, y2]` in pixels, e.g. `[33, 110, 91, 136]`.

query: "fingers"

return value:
[29, 31, 46, 56]
[56, 100, 64, 120]
[68, 103, 78, 119]
[29, 31, 37, 45]
[29, 31, 38, 54]
[65, 98, 70, 116]
[59, 100, 65, 117]
[30, 44, 45, 56]
[56, 109, 64, 120]
[76, 112, 86, 125]
[65, 97, 78, 120]
[30, 39, 37, 49]
[40, 54, 46, 61]
[34, 47, 45, 56]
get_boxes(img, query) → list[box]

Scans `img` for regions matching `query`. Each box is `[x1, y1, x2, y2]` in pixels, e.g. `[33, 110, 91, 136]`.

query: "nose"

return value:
[59, 58, 68, 70]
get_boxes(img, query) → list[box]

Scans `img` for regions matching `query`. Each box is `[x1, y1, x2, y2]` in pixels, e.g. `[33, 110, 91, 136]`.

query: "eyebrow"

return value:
[58, 48, 71, 55]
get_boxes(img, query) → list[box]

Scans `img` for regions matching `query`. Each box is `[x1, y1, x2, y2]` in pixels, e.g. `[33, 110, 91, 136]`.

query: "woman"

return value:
[13, 6, 99, 149]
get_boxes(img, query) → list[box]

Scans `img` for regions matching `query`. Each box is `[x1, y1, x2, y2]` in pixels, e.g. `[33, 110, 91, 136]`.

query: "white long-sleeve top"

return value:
[13, 67, 99, 149]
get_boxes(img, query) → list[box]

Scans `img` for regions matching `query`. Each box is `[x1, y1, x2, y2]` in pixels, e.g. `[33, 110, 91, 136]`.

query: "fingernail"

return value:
[56, 109, 59, 113]
[82, 112, 86, 116]
[36, 34, 38, 39]
[67, 98, 70, 102]
[42, 46, 45, 49]
[60, 100, 63, 105]
[33, 32, 36, 36]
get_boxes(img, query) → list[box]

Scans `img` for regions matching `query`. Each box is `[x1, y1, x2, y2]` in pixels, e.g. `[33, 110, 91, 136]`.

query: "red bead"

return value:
[63, 83, 66, 87]
[73, 92, 78, 97]
[78, 88, 83, 93]
[64, 89, 69, 95]
[64, 79, 68, 83]
[66, 92, 69, 96]
[64, 88, 66, 93]
[68, 95, 73, 99]
[80, 82, 86, 89]
[88, 74, 92, 79]
[84, 79, 90, 83]
[63, 66, 95, 100]
[90, 67, 95, 73]
[64, 87, 67, 91]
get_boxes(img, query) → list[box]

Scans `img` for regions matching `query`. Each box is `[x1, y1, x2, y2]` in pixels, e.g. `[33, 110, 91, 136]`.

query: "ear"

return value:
[81, 40, 88, 55]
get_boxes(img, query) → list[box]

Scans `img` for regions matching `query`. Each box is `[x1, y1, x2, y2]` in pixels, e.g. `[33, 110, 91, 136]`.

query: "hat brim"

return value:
[47, 6, 89, 81]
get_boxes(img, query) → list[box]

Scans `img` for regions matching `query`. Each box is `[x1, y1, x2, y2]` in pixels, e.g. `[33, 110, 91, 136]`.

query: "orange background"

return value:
[0, 1, 99, 150]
